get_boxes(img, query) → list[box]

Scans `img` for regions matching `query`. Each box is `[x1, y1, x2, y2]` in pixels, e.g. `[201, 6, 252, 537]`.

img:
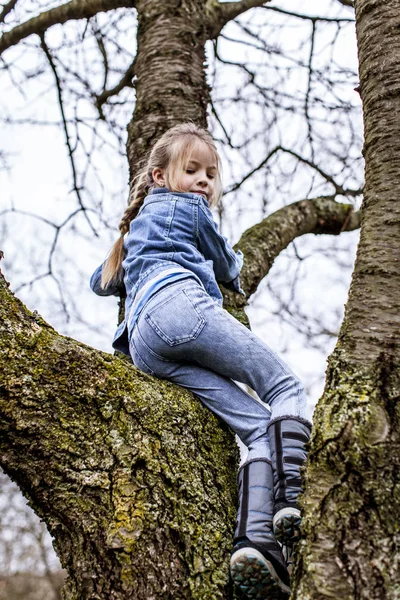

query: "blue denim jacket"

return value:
[90, 188, 244, 355]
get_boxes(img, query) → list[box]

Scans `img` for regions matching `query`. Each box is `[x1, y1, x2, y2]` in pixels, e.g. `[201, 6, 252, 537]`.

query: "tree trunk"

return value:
[0, 274, 240, 600]
[126, 0, 210, 187]
[293, 2, 400, 598]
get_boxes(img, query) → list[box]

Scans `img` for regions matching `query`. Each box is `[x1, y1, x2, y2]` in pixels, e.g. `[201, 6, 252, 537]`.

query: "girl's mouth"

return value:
[193, 190, 208, 199]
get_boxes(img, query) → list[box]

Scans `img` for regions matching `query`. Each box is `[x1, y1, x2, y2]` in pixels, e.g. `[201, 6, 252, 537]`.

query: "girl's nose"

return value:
[197, 174, 207, 186]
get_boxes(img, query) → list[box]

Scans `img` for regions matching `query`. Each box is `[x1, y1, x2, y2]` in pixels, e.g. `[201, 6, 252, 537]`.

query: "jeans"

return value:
[129, 279, 308, 461]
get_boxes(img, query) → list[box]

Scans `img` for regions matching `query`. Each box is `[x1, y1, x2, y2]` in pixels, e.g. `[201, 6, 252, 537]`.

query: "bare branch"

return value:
[0, 0, 19, 24]
[262, 6, 354, 22]
[337, 0, 354, 7]
[40, 34, 99, 238]
[0, 0, 135, 55]
[237, 197, 361, 297]
[94, 56, 136, 112]
[224, 145, 363, 198]
[206, 0, 270, 40]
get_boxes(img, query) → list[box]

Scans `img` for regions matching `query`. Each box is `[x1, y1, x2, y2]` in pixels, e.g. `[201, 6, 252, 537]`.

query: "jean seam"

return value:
[136, 324, 174, 363]
[130, 336, 156, 376]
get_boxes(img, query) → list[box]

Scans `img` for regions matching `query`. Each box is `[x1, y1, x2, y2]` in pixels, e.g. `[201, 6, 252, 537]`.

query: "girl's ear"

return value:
[152, 167, 165, 187]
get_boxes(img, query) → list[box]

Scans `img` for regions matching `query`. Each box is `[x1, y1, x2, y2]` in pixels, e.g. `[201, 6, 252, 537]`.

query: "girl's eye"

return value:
[186, 169, 195, 174]
[208, 173, 215, 179]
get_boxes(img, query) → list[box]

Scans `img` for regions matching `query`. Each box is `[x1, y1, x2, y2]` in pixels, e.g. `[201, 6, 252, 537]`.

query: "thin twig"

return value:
[39, 34, 98, 237]
[0, 0, 19, 24]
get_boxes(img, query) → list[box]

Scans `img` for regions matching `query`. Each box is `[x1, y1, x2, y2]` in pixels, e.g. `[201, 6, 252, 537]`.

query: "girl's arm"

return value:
[197, 203, 245, 294]
[90, 264, 125, 297]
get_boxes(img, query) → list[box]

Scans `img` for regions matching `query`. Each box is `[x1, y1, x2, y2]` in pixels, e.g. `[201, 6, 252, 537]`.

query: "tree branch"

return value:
[224, 146, 362, 199]
[337, 0, 354, 7]
[0, 0, 19, 24]
[94, 56, 136, 113]
[0, 0, 135, 55]
[0, 271, 238, 599]
[40, 34, 98, 238]
[262, 6, 354, 22]
[236, 196, 361, 299]
[206, 0, 271, 40]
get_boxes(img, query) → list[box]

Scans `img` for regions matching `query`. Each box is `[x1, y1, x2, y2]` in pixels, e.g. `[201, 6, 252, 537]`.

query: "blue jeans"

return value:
[129, 279, 308, 461]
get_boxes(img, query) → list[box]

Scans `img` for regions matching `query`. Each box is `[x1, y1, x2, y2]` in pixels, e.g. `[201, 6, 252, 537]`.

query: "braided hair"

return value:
[101, 123, 222, 288]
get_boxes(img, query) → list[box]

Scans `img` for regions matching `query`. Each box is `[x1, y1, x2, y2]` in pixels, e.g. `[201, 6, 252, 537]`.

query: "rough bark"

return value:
[0, 273, 239, 600]
[293, 2, 400, 598]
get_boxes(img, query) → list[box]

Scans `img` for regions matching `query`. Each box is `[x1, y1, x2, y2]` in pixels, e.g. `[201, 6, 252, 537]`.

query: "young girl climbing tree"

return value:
[90, 123, 312, 598]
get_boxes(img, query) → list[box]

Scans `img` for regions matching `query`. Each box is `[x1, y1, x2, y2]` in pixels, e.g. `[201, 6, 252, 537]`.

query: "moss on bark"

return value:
[0, 275, 239, 599]
[294, 354, 400, 600]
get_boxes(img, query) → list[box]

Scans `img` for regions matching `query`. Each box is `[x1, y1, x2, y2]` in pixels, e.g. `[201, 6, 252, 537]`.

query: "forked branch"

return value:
[206, 0, 270, 40]
[236, 196, 361, 299]
[0, 0, 135, 54]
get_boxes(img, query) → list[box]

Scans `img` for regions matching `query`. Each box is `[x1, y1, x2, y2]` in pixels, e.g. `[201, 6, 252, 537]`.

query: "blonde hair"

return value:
[101, 123, 223, 288]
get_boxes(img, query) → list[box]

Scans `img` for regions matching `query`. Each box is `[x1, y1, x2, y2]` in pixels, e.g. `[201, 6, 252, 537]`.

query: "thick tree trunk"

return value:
[293, 2, 400, 599]
[0, 274, 239, 600]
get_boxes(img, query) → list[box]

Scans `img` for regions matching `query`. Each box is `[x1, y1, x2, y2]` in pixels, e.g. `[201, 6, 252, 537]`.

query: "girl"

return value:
[90, 123, 311, 598]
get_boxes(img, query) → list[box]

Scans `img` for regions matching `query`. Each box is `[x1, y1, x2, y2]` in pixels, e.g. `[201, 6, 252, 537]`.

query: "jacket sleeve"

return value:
[197, 202, 245, 294]
[90, 264, 125, 297]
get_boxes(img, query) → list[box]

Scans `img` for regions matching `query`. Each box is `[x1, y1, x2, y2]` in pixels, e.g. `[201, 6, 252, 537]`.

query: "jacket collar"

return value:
[146, 187, 208, 203]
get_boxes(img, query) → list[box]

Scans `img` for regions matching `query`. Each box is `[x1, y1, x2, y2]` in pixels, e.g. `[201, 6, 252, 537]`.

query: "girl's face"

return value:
[177, 144, 217, 203]
[153, 142, 218, 203]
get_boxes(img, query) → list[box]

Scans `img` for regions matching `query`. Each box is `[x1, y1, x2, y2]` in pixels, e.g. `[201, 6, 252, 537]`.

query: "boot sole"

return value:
[230, 547, 290, 597]
[273, 507, 301, 546]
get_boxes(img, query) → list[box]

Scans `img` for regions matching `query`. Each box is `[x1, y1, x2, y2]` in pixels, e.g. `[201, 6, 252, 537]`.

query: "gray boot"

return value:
[230, 458, 290, 597]
[267, 416, 311, 546]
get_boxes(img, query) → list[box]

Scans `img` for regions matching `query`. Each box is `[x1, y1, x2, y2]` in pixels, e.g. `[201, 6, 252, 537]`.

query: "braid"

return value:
[101, 170, 152, 288]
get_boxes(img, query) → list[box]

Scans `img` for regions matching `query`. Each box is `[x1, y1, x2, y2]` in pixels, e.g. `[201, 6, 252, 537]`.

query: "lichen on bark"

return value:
[294, 353, 400, 600]
[0, 275, 239, 599]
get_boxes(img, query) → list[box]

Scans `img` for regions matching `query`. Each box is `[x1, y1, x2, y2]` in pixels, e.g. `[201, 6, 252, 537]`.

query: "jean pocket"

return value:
[145, 289, 205, 346]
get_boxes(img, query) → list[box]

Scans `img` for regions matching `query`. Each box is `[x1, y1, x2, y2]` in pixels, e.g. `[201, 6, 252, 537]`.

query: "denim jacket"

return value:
[90, 188, 244, 355]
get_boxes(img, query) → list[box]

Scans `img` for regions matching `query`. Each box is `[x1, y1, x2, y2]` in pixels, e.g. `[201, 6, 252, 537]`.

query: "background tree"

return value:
[0, 1, 386, 599]
[0, 471, 64, 600]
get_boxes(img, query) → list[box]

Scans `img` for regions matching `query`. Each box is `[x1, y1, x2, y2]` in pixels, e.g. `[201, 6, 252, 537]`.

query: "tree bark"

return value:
[293, 2, 400, 598]
[0, 273, 240, 600]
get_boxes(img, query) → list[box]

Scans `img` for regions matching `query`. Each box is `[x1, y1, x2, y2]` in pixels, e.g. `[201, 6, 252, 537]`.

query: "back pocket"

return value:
[145, 289, 205, 346]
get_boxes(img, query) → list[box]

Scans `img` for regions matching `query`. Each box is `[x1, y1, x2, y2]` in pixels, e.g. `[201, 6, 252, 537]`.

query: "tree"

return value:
[2, 0, 394, 599]
[293, 1, 400, 598]
[0, 471, 64, 600]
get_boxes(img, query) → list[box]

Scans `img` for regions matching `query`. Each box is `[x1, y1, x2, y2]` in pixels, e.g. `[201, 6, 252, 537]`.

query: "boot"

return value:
[267, 416, 311, 546]
[230, 458, 291, 597]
